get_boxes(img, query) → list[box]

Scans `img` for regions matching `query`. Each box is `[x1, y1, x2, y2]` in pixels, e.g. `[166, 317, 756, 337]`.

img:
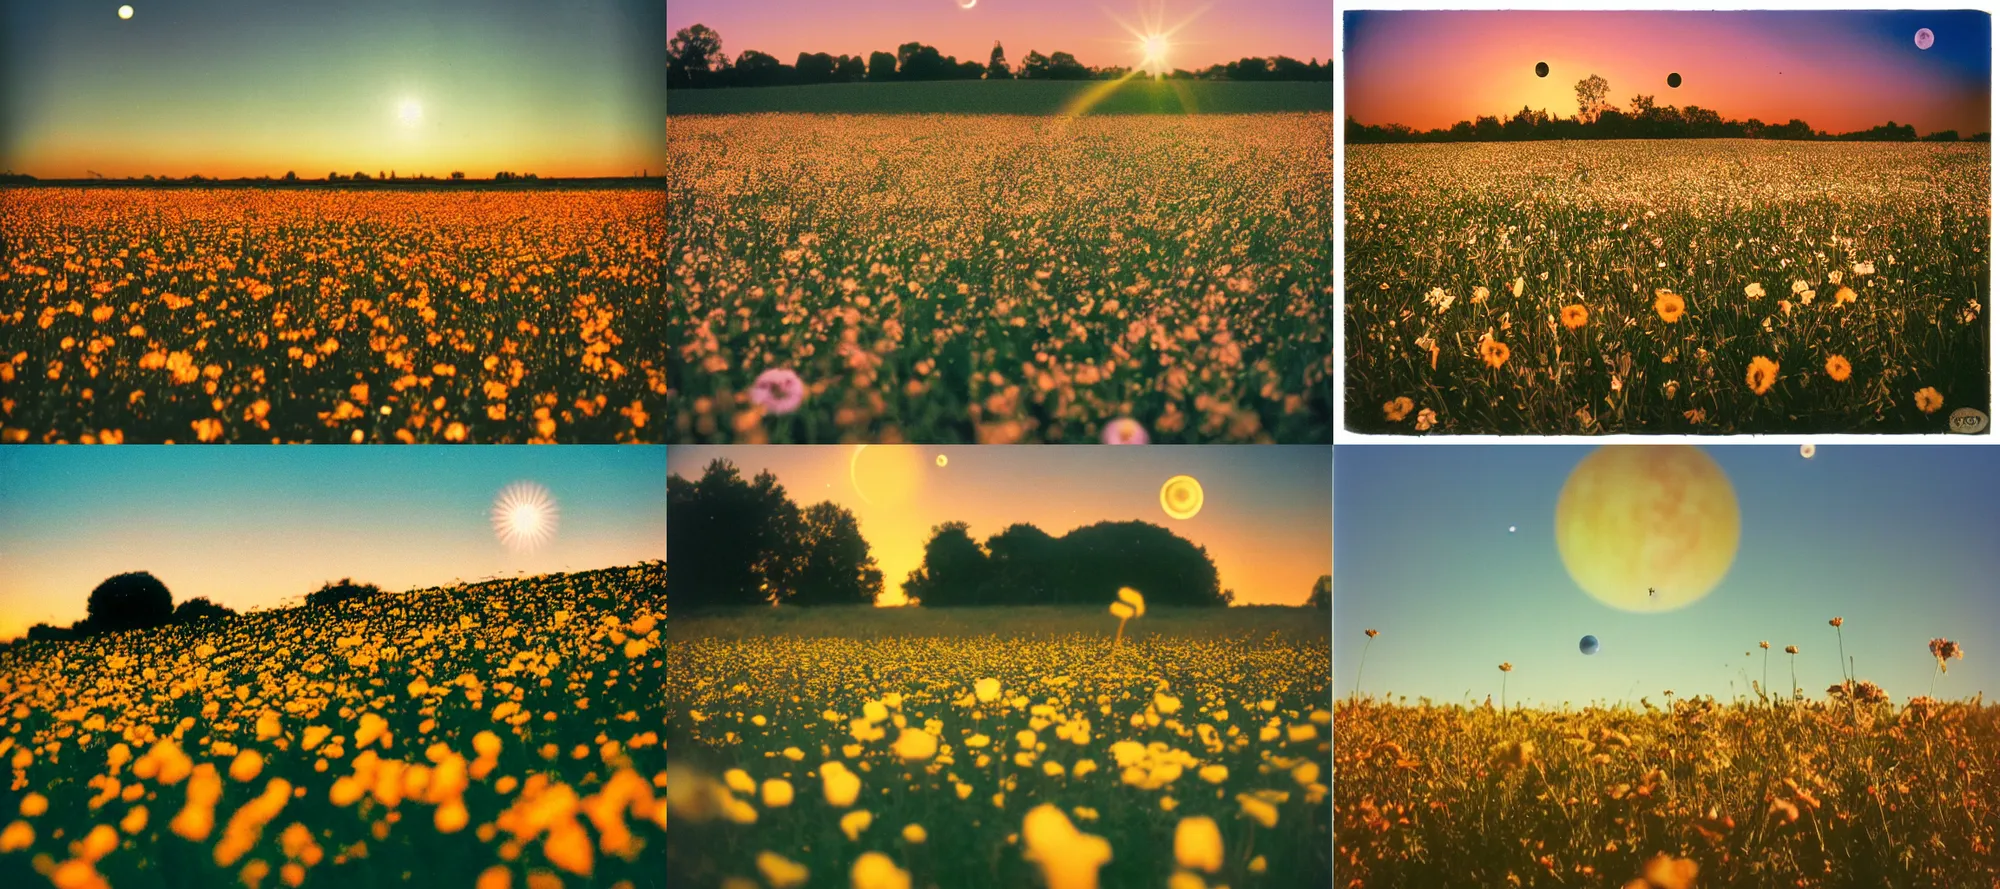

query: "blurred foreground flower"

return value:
[1021, 804, 1112, 889]
[1101, 418, 1149, 444]
[748, 368, 807, 415]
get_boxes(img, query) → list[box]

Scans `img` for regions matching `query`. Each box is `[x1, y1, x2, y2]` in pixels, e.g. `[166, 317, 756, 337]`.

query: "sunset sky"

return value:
[0, 447, 666, 640]
[1337, 445, 2000, 707]
[668, 446, 1332, 608]
[668, 0, 1333, 74]
[0, 0, 665, 179]
[1345, 11, 1991, 136]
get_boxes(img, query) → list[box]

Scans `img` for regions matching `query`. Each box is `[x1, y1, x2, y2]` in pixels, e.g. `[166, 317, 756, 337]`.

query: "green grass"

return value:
[666, 605, 1331, 888]
[667, 80, 1332, 116]
[1344, 140, 1991, 434]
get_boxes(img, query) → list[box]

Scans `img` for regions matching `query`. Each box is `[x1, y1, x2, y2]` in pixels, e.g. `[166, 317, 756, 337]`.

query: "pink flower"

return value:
[748, 368, 806, 415]
[1101, 417, 1149, 444]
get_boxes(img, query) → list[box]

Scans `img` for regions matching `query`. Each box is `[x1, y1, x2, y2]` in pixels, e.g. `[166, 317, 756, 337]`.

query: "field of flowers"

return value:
[0, 188, 665, 444]
[665, 605, 1332, 888]
[1344, 141, 1990, 434]
[0, 563, 666, 888]
[1335, 696, 2000, 888]
[666, 114, 1333, 443]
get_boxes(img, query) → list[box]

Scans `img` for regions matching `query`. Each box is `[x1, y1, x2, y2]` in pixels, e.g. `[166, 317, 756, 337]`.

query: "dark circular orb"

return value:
[1535, 61, 1549, 78]
[1667, 72, 1682, 88]
[1580, 635, 1600, 656]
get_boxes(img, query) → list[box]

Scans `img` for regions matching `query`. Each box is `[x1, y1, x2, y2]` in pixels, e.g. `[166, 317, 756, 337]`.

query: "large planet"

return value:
[1555, 446, 1740, 612]
[1580, 635, 1600, 655]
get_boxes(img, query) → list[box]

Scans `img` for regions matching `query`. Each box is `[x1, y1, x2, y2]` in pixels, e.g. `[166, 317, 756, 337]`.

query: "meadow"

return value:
[0, 564, 666, 888]
[665, 605, 1332, 887]
[1343, 141, 1991, 434]
[666, 111, 1333, 443]
[1334, 696, 1999, 888]
[0, 188, 665, 444]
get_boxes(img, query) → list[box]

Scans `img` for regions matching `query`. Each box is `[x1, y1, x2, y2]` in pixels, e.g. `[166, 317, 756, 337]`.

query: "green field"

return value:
[1344, 140, 1990, 434]
[0, 565, 666, 888]
[666, 606, 1331, 888]
[666, 80, 1332, 116]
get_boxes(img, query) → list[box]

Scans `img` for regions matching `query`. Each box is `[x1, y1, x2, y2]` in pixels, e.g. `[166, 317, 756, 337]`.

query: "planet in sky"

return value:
[1160, 475, 1204, 520]
[1916, 28, 1934, 50]
[1667, 72, 1682, 88]
[1535, 61, 1549, 77]
[1580, 635, 1600, 655]
[1554, 446, 1741, 612]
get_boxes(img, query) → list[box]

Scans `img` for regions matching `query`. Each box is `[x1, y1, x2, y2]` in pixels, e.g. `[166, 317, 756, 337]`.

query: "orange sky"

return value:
[1345, 11, 1991, 136]
[668, 446, 1332, 607]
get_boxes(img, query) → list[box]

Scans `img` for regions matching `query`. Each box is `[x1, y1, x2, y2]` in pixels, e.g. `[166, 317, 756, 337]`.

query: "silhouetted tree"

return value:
[668, 459, 833, 610]
[1019, 50, 1051, 79]
[980, 523, 1059, 604]
[782, 502, 883, 606]
[25, 623, 76, 642]
[1307, 575, 1331, 609]
[734, 49, 785, 86]
[867, 50, 898, 81]
[1575, 74, 1609, 122]
[87, 572, 175, 633]
[668, 24, 729, 88]
[907, 520, 1226, 608]
[174, 597, 237, 623]
[987, 42, 1012, 80]
[307, 578, 382, 608]
[282, 170, 298, 182]
[796, 51, 837, 84]
[835, 54, 866, 82]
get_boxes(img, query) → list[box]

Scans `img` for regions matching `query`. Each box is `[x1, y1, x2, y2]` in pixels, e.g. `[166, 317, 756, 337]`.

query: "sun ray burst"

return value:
[492, 481, 559, 551]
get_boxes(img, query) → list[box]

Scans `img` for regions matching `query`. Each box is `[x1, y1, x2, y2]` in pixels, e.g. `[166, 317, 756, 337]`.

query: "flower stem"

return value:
[1352, 637, 1373, 703]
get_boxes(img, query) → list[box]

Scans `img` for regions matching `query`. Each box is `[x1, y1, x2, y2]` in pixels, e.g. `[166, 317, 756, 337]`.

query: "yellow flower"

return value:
[1824, 355, 1852, 382]
[1653, 290, 1686, 323]
[760, 778, 794, 808]
[1236, 793, 1279, 828]
[229, 750, 264, 782]
[1198, 765, 1229, 784]
[1021, 804, 1113, 889]
[1834, 285, 1857, 305]
[902, 823, 927, 843]
[0, 820, 32, 852]
[850, 852, 911, 889]
[840, 809, 874, 841]
[757, 851, 810, 889]
[1745, 356, 1779, 396]
[1383, 396, 1414, 422]
[1479, 338, 1511, 369]
[1560, 304, 1588, 329]
[892, 728, 938, 762]
[724, 769, 756, 795]
[1173, 816, 1224, 873]
[974, 678, 1001, 703]
[821, 761, 861, 807]
[1744, 282, 1766, 299]
[1914, 387, 1944, 414]
[19, 793, 47, 817]
[1109, 602, 1135, 620]
[1116, 587, 1145, 616]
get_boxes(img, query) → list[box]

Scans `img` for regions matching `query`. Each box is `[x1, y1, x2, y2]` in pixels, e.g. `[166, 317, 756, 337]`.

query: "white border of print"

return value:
[1332, 0, 1998, 445]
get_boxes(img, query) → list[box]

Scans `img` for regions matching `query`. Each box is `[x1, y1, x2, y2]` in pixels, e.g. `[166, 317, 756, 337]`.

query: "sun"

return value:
[118, 5, 133, 20]
[1140, 34, 1170, 72]
[397, 99, 423, 125]
[492, 481, 559, 551]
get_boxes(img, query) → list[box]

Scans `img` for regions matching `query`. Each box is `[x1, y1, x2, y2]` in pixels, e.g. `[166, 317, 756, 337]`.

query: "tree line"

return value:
[667, 24, 1332, 90]
[667, 459, 1326, 611]
[1349, 73, 1987, 143]
[14, 572, 392, 643]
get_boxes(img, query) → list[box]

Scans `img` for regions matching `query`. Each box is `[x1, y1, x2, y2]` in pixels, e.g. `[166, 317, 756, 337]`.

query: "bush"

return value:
[86, 571, 175, 633]
[174, 597, 237, 624]
[307, 579, 384, 608]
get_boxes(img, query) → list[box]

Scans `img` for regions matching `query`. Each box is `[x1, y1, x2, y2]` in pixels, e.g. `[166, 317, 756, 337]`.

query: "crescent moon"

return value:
[958, 0, 977, 8]
[850, 445, 871, 504]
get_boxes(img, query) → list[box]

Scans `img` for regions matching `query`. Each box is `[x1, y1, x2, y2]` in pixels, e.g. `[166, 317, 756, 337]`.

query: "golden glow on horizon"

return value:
[1159, 475, 1204, 521]
[492, 482, 559, 552]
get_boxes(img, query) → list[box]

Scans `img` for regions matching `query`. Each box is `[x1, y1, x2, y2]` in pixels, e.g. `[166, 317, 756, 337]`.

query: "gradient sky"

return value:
[0, 446, 666, 640]
[668, 0, 1333, 74]
[669, 445, 1331, 607]
[0, 0, 665, 179]
[1336, 445, 2000, 708]
[1345, 11, 1991, 136]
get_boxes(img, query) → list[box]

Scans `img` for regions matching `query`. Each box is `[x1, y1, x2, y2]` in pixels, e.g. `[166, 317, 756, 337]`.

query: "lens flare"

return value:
[1160, 475, 1204, 520]
[492, 481, 558, 551]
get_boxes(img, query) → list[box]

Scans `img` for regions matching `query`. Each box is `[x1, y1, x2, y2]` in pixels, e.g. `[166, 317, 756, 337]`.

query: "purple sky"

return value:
[667, 0, 1333, 72]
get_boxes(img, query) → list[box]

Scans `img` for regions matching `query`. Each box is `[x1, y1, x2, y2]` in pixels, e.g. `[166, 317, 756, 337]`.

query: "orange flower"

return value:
[1560, 304, 1589, 330]
[1914, 387, 1944, 414]
[1383, 397, 1414, 422]
[1653, 290, 1686, 323]
[1829, 617, 1843, 628]
[1833, 285, 1858, 306]
[1824, 355, 1852, 382]
[1745, 356, 1779, 396]
[1365, 629, 1379, 638]
[1785, 645, 1798, 654]
[1498, 662, 1513, 672]
[1479, 339, 1511, 369]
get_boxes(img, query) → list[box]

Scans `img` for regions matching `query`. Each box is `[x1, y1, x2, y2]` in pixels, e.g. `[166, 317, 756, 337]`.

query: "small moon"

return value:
[1535, 61, 1549, 78]
[1915, 28, 1934, 50]
[957, 0, 976, 8]
[1580, 635, 1600, 656]
[118, 5, 133, 19]
[1160, 475, 1204, 521]
[1508, 525, 1517, 533]
[1667, 72, 1682, 88]
[1800, 443, 1816, 460]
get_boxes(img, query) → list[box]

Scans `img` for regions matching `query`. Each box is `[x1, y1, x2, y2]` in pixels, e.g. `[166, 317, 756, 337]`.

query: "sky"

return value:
[0, 446, 666, 640]
[668, 0, 1333, 74]
[0, 0, 666, 179]
[1345, 11, 1992, 136]
[668, 445, 1332, 607]
[1336, 445, 2000, 708]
